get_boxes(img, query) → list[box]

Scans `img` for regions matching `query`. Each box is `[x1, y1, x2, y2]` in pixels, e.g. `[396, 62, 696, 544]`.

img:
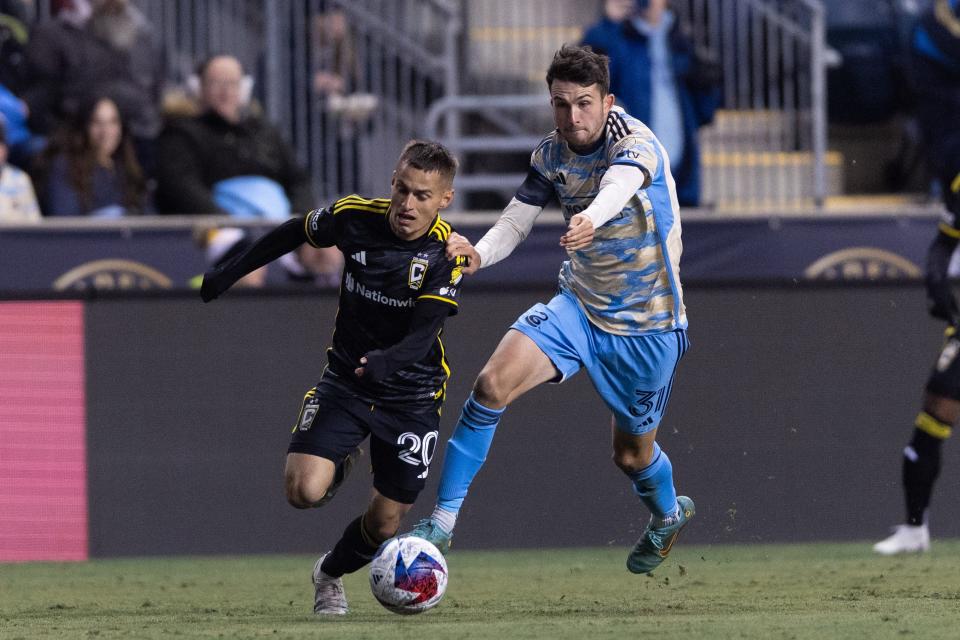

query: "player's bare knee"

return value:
[923, 392, 960, 425]
[285, 475, 326, 509]
[473, 369, 509, 407]
[612, 448, 652, 474]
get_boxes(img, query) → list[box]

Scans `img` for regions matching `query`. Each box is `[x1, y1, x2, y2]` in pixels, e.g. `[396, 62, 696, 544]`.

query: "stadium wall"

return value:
[73, 284, 959, 556]
[2, 284, 955, 560]
[0, 213, 940, 292]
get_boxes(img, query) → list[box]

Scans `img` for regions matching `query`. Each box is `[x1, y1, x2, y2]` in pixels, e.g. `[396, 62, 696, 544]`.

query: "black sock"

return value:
[903, 423, 945, 526]
[320, 515, 382, 578]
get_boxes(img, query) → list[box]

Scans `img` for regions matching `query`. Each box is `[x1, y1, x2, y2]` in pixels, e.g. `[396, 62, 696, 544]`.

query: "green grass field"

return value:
[3, 541, 960, 640]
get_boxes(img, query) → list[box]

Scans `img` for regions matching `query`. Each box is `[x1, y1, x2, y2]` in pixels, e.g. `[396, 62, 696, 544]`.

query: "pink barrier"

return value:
[0, 302, 87, 562]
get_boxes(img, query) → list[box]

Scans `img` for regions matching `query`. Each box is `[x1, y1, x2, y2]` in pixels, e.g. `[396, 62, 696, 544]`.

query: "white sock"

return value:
[431, 506, 457, 533]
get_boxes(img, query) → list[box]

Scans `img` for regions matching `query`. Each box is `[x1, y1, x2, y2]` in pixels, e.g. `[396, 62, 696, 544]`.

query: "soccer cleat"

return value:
[872, 524, 931, 555]
[312, 553, 348, 615]
[314, 448, 361, 508]
[406, 518, 453, 555]
[627, 495, 695, 574]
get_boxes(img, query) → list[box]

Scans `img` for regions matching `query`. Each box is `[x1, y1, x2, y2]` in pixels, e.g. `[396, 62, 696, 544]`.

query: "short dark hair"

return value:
[396, 140, 458, 183]
[196, 53, 243, 79]
[545, 44, 610, 95]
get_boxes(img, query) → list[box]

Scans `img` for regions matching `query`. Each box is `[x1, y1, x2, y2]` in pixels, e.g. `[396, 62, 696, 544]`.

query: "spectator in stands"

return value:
[582, 0, 720, 207]
[311, 7, 377, 196]
[40, 95, 148, 217]
[20, 0, 163, 174]
[0, 120, 40, 222]
[0, 0, 30, 94]
[579, 0, 637, 53]
[0, 81, 44, 170]
[159, 54, 340, 289]
[155, 54, 313, 217]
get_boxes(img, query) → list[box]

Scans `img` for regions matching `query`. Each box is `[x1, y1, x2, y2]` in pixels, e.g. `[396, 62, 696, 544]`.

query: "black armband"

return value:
[515, 166, 555, 208]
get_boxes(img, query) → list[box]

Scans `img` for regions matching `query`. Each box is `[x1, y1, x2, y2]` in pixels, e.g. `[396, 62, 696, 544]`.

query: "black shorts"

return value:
[287, 380, 441, 504]
[926, 329, 960, 401]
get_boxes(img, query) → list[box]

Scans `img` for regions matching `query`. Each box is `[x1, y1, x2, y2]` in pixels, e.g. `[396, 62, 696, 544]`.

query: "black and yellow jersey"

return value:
[304, 195, 464, 409]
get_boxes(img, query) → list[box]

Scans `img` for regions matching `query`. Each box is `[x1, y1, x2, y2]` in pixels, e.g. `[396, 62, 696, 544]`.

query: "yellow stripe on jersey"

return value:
[915, 411, 953, 440]
[428, 216, 451, 242]
[938, 222, 960, 239]
[333, 195, 390, 215]
[434, 334, 451, 403]
[418, 294, 458, 307]
[951, 172, 960, 194]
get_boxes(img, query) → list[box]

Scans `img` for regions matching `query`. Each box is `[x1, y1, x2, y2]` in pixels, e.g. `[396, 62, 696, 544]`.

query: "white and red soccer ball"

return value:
[369, 536, 448, 614]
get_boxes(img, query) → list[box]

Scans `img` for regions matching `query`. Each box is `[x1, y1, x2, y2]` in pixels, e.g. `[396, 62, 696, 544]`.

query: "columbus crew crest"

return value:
[408, 257, 429, 290]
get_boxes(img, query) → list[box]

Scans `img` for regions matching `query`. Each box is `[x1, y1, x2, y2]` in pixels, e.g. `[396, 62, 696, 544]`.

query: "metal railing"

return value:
[427, 0, 831, 211]
[37, 0, 462, 204]
[31, 0, 827, 211]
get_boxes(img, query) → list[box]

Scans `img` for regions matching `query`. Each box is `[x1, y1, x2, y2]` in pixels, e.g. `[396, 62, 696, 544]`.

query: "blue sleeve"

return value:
[43, 156, 84, 216]
[514, 166, 554, 207]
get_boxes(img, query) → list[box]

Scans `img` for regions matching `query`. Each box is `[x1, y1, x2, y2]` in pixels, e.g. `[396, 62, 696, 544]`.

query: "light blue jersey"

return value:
[530, 106, 686, 336]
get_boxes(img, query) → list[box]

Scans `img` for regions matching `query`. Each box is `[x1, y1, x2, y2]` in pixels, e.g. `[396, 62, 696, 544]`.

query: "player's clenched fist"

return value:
[445, 231, 480, 275]
[559, 213, 595, 251]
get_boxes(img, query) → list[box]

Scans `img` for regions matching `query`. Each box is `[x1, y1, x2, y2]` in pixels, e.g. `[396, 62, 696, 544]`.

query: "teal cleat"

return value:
[627, 495, 695, 574]
[406, 518, 453, 555]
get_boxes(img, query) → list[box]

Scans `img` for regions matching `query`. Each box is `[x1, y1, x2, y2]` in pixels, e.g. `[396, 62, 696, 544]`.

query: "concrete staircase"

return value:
[700, 110, 844, 211]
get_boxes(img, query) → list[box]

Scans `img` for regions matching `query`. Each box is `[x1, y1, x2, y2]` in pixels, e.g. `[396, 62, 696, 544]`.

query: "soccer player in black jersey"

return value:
[874, 1, 960, 555]
[200, 140, 465, 613]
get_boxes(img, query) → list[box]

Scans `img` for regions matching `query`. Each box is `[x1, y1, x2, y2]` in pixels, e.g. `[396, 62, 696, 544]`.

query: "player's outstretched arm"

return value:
[354, 301, 449, 382]
[925, 229, 960, 324]
[200, 217, 309, 302]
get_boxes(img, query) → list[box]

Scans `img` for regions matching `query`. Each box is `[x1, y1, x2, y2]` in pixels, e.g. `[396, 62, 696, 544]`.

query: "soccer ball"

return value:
[369, 536, 448, 615]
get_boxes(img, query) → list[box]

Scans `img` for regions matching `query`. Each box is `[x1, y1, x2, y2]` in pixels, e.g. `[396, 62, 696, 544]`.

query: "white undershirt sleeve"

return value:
[579, 164, 648, 229]
[474, 197, 543, 268]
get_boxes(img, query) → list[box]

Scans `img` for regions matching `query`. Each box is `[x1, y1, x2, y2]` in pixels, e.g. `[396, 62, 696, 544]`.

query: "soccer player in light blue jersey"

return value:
[409, 44, 693, 574]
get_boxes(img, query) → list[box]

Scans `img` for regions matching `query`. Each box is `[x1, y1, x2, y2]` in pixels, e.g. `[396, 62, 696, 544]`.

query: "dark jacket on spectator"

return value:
[582, 15, 720, 207]
[21, 9, 163, 140]
[155, 110, 314, 215]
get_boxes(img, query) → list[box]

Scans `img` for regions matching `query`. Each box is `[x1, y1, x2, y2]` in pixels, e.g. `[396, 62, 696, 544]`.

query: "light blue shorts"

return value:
[509, 291, 689, 434]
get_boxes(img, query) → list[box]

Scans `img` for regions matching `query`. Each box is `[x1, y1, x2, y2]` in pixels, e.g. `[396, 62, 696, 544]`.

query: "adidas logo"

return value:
[351, 251, 367, 265]
[555, 172, 566, 185]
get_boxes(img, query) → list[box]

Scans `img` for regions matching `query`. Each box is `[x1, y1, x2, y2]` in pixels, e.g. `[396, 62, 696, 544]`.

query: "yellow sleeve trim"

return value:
[915, 412, 953, 440]
[938, 222, 960, 239]
[418, 294, 458, 307]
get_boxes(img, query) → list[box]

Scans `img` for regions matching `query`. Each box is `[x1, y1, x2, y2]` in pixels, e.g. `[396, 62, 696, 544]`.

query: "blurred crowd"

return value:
[0, 0, 353, 285]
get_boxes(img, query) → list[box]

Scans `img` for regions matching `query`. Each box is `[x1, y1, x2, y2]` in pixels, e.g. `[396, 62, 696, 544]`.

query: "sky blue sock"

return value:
[627, 442, 678, 519]
[436, 393, 504, 515]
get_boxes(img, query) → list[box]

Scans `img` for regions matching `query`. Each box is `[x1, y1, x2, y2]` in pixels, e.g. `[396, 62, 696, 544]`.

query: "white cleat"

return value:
[872, 524, 931, 556]
[312, 553, 348, 615]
